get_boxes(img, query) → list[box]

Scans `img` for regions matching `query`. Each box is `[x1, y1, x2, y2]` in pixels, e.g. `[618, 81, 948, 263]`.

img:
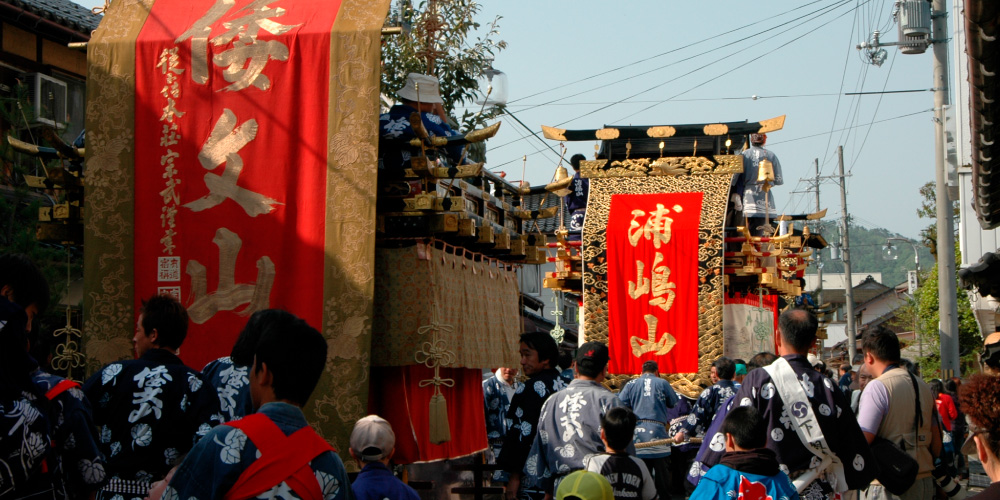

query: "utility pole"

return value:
[838, 146, 857, 366]
[932, 0, 960, 377]
[813, 158, 825, 358]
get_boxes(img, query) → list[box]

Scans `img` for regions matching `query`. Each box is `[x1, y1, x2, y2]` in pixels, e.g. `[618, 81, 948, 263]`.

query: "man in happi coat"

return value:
[673, 357, 738, 444]
[484, 366, 521, 483]
[688, 352, 779, 487]
[523, 342, 627, 494]
[619, 360, 678, 495]
[164, 310, 351, 500]
[83, 295, 221, 497]
[379, 73, 465, 173]
[695, 309, 876, 500]
[499, 333, 570, 499]
[2, 253, 108, 499]
[201, 310, 274, 423]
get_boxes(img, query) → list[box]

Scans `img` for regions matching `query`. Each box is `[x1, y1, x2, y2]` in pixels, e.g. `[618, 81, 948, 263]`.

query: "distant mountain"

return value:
[802, 221, 934, 287]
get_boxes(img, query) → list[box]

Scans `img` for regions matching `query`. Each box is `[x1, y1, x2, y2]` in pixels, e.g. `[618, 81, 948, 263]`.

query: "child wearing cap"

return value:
[689, 406, 799, 500]
[350, 414, 420, 500]
[583, 407, 657, 500]
[556, 470, 614, 500]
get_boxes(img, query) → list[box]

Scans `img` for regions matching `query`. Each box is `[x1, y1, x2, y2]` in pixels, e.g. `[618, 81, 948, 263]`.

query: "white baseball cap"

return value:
[350, 415, 395, 462]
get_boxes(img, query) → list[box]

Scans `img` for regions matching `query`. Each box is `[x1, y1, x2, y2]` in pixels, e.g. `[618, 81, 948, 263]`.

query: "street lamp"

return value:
[885, 237, 922, 358]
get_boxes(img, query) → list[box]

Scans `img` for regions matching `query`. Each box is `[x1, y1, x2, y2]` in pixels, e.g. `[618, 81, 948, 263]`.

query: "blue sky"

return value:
[75, 0, 944, 241]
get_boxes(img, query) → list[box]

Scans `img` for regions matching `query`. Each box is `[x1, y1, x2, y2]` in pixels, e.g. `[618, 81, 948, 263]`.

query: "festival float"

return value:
[9, 0, 832, 490]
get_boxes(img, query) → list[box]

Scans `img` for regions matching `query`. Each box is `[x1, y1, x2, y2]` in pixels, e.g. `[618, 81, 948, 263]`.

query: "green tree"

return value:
[380, 0, 508, 159]
[916, 181, 959, 260]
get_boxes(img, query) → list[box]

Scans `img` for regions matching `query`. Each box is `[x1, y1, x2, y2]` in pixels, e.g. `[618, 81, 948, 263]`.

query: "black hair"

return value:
[712, 356, 735, 380]
[944, 379, 958, 395]
[862, 326, 901, 363]
[231, 310, 277, 366]
[748, 352, 777, 370]
[930, 379, 944, 399]
[840, 364, 851, 374]
[721, 406, 766, 449]
[901, 358, 920, 376]
[140, 295, 189, 350]
[520, 332, 559, 367]
[570, 154, 586, 170]
[0, 253, 50, 313]
[642, 361, 658, 373]
[600, 407, 637, 451]
[815, 360, 827, 372]
[558, 351, 575, 372]
[251, 309, 328, 407]
[733, 358, 746, 367]
[778, 308, 818, 351]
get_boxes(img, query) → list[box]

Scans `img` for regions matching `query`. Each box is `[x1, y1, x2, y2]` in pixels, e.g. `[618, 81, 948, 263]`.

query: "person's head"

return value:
[858, 363, 873, 390]
[230, 309, 279, 367]
[747, 351, 778, 370]
[930, 379, 944, 399]
[519, 332, 558, 377]
[776, 308, 818, 354]
[0, 253, 50, 333]
[981, 332, 1000, 375]
[733, 358, 748, 382]
[397, 72, 444, 113]
[135, 294, 189, 357]
[815, 360, 827, 373]
[642, 360, 658, 375]
[349, 415, 396, 466]
[900, 358, 920, 376]
[862, 325, 901, 375]
[498, 367, 517, 384]
[721, 406, 766, 451]
[710, 356, 735, 382]
[570, 154, 586, 171]
[559, 351, 575, 372]
[555, 470, 614, 500]
[749, 133, 767, 146]
[840, 364, 851, 376]
[599, 407, 637, 453]
[575, 341, 610, 380]
[945, 378, 960, 395]
[249, 309, 327, 408]
[959, 375, 1000, 480]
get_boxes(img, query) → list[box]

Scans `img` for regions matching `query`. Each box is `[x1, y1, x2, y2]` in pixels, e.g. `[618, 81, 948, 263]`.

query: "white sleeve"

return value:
[637, 458, 658, 500]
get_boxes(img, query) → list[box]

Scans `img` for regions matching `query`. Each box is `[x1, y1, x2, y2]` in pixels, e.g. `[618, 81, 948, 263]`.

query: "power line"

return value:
[820, 0, 863, 170]
[504, 0, 832, 105]
[566, 0, 858, 126]
[768, 108, 931, 145]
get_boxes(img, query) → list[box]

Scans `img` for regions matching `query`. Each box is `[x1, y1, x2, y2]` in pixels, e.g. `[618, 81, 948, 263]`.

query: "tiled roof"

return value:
[967, 0, 1000, 228]
[519, 191, 570, 234]
[7, 0, 101, 34]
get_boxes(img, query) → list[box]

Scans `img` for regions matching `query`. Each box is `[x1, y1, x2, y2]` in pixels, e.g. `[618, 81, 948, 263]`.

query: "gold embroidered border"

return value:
[82, 0, 154, 373]
[308, 0, 391, 467]
[580, 155, 742, 179]
[582, 175, 731, 399]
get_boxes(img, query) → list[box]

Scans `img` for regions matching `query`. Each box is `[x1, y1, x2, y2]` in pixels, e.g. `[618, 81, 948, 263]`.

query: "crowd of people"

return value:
[484, 309, 1000, 500]
[5, 247, 1000, 500]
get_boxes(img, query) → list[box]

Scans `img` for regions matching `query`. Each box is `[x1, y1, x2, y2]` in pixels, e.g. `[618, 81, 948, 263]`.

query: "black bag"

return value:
[870, 436, 919, 495]
[870, 369, 923, 496]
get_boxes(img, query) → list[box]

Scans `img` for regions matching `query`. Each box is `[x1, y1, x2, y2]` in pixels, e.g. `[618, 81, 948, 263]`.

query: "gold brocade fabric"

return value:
[372, 246, 522, 370]
[82, 0, 151, 371]
[307, 0, 390, 462]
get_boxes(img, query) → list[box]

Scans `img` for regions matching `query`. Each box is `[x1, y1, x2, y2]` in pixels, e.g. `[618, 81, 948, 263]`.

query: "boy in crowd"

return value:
[349, 414, 420, 500]
[583, 407, 657, 500]
[689, 406, 799, 500]
[163, 309, 350, 499]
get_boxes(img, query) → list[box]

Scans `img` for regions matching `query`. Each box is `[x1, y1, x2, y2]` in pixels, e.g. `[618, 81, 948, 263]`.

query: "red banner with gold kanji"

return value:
[133, 0, 340, 370]
[606, 192, 703, 374]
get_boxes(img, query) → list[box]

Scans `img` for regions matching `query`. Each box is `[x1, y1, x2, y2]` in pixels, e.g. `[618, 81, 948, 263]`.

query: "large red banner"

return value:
[133, 0, 340, 369]
[606, 192, 703, 374]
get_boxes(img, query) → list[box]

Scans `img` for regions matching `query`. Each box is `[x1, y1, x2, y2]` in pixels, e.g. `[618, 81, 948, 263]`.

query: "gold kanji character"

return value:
[184, 109, 281, 217]
[630, 314, 677, 357]
[648, 253, 676, 312]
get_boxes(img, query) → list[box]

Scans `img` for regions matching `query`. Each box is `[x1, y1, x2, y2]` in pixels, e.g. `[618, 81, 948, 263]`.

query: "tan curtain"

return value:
[372, 245, 522, 370]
